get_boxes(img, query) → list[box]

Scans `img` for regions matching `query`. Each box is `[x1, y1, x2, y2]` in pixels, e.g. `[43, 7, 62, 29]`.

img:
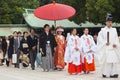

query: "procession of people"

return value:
[0, 13, 120, 78]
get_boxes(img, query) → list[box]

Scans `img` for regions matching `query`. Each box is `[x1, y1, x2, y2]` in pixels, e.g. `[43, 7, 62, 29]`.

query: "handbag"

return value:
[12, 54, 17, 63]
[36, 52, 42, 65]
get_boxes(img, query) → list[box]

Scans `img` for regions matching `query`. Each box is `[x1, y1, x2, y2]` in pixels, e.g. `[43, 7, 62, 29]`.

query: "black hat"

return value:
[106, 13, 112, 21]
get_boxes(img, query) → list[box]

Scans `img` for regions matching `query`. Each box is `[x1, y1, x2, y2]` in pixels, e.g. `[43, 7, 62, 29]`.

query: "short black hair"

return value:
[23, 31, 28, 35]
[30, 29, 34, 32]
[83, 28, 88, 31]
[17, 31, 22, 34]
[71, 28, 76, 33]
[13, 31, 17, 34]
[44, 24, 50, 28]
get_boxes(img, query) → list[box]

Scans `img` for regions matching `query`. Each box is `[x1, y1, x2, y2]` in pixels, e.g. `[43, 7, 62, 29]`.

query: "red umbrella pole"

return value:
[54, 20, 56, 27]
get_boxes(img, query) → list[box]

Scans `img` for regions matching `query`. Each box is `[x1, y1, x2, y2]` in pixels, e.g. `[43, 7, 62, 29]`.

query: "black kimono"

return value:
[39, 32, 57, 57]
[20, 38, 29, 54]
[39, 31, 57, 71]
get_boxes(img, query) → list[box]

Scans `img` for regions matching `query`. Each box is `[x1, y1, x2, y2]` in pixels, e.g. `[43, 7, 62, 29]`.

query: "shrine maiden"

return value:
[64, 28, 82, 75]
[81, 28, 96, 74]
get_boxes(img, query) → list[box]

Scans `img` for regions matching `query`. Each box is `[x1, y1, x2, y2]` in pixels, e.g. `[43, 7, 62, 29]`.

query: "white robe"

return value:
[97, 26, 120, 64]
[81, 34, 96, 64]
[97, 26, 120, 76]
[64, 35, 81, 65]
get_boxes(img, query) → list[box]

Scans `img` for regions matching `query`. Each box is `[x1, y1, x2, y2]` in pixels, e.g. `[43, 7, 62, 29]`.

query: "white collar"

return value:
[105, 26, 112, 29]
[83, 34, 90, 38]
[71, 34, 76, 37]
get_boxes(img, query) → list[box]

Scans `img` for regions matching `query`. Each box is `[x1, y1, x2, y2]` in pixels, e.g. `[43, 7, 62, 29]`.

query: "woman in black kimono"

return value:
[20, 31, 29, 67]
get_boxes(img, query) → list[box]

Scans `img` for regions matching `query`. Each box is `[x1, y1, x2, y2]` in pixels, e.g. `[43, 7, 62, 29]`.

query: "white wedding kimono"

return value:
[81, 34, 96, 64]
[64, 35, 81, 66]
[97, 26, 120, 77]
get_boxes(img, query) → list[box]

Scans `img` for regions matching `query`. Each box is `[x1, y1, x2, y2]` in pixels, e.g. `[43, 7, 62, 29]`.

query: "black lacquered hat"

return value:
[106, 13, 112, 21]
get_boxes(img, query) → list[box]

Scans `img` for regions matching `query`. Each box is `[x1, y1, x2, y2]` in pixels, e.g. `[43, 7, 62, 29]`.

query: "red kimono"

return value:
[54, 35, 66, 69]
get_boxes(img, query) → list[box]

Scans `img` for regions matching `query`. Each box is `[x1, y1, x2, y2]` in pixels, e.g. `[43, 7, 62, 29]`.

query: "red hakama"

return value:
[68, 56, 82, 74]
[83, 54, 95, 72]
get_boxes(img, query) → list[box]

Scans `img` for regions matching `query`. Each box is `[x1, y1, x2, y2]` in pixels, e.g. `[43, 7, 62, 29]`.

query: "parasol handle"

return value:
[54, 20, 56, 28]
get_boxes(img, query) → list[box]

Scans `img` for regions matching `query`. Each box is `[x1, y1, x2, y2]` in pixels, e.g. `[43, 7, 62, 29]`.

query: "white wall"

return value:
[0, 27, 29, 36]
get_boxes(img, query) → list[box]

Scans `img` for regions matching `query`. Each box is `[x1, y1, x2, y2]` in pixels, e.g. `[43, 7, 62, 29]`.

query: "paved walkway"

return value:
[0, 63, 119, 80]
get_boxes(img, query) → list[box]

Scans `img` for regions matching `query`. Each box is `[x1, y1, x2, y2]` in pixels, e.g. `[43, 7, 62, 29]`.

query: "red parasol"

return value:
[34, 1, 76, 26]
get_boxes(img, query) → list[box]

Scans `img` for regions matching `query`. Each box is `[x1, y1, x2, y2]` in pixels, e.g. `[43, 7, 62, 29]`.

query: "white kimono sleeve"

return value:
[90, 36, 96, 53]
[64, 37, 74, 63]
[80, 37, 90, 54]
[96, 29, 107, 62]
[97, 29, 107, 52]
[113, 28, 120, 60]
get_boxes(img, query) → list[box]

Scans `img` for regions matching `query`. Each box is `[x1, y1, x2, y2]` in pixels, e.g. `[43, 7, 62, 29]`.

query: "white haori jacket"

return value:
[81, 34, 96, 64]
[64, 35, 81, 66]
[97, 26, 120, 64]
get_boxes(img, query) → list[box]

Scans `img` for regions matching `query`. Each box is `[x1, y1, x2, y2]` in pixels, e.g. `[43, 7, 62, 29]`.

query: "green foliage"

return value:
[0, 0, 120, 24]
[40, 0, 63, 5]
[0, 0, 39, 24]
[62, 0, 87, 25]
[40, 0, 52, 6]
[86, 0, 115, 24]
[86, 0, 99, 24]
[63, 0, 120, 24]
[112, 0, 120, 23]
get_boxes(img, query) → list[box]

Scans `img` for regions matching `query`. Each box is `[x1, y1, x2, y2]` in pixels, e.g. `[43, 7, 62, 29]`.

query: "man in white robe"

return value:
[97, 13, 120, 78]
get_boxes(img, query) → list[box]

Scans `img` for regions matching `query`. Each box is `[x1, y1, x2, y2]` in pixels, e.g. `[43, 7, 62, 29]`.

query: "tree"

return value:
[0, 0, 11, 23]
[86, 0, 120, 24]
[40, 0, 52, 6]
[62, 0, 87, 25]
[63, 0, 120, 24]
[86, 0, 100, 24]
[0, 0, 39, 24]
[112, 0, 120, 23]
[1, 0, 120, 24]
